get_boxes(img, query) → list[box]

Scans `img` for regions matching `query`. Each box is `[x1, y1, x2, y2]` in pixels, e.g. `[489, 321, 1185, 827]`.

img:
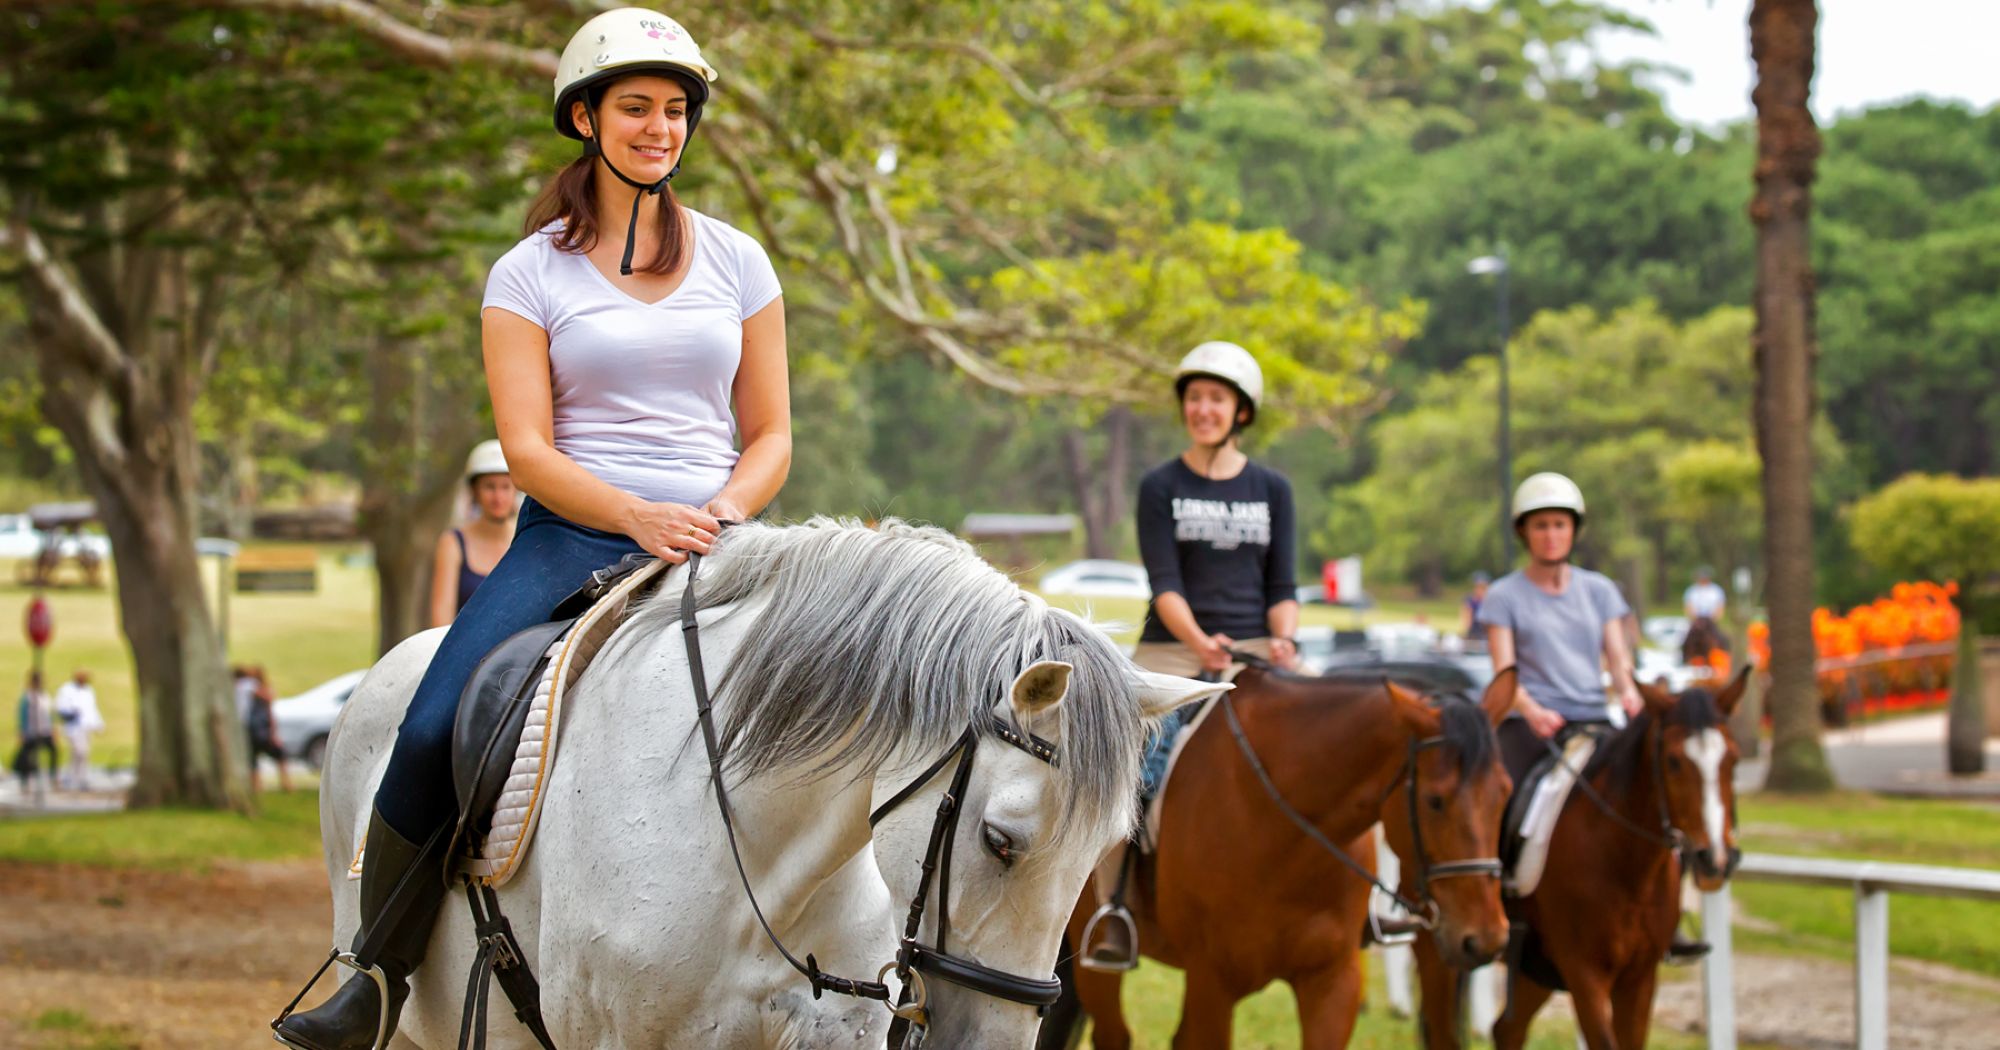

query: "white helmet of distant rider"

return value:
[1512, 472, 1584, 563]
[1173, 341, 1263, 442]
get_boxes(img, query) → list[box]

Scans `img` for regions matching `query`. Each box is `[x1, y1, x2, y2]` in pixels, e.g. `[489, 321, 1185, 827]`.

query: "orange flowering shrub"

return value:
[1748, 582, 1959, 717]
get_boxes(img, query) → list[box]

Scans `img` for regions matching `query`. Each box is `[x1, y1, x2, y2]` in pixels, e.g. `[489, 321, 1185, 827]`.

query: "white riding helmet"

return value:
[553, 9, 719, 141]
[465, 439, 509, 481]
[1512, 472, 1586, 527]
[1174, 341, 1264, 425]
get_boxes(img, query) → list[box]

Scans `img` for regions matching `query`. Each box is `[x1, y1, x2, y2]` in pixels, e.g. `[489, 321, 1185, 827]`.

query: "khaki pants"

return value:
[1129, 636, 1275, 682]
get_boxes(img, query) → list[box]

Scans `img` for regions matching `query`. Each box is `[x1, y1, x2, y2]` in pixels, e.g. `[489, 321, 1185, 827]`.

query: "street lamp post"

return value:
[1468, 251, 1512, 573]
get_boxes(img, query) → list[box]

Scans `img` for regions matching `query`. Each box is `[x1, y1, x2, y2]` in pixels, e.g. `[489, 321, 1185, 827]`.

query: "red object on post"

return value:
[25, 594, 53, 649]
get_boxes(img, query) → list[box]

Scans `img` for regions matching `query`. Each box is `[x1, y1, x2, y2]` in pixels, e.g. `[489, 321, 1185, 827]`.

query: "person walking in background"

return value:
[53, 668, 103, 790]
[1459, 570, 1491, 641]
[429, 439, 518, 628]
[13, 670, 57, 804]
[243, 666, 292, 795]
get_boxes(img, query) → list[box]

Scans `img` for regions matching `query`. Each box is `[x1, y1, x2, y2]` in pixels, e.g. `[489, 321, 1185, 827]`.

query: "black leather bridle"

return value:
[1215, 664, 1502, 926]
[1546, 714, 1742, 879]
[678, 552, 1064, 1048]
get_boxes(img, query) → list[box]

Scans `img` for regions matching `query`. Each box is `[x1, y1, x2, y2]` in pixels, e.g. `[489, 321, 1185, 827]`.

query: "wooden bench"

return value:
[235, 547, 319, 593]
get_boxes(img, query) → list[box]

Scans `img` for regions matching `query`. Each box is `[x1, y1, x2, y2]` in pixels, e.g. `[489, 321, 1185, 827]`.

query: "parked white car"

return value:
[1037, 559, 1153, 601]
[272, 670, 368, 769]
[0, 513, 112, 561]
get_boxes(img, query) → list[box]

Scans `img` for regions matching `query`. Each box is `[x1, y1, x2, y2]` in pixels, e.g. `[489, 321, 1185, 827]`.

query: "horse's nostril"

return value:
[1462, 935, 1480, 958]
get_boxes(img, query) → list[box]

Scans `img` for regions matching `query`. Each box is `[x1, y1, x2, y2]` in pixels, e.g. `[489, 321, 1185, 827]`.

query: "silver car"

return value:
[271, 670, 367, 769]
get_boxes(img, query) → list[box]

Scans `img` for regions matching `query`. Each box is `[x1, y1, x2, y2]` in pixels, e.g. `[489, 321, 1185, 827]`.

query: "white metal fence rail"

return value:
[1701, 853, 2000, 1050]
[1374, 842, 2000, 1049]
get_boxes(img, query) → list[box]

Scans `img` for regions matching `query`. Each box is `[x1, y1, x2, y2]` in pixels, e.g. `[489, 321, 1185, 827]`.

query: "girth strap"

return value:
[457, 882, 559, 1050]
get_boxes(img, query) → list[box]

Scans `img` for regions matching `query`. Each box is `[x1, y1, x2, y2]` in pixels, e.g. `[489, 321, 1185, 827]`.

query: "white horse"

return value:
[315, 518, 1214, 1048]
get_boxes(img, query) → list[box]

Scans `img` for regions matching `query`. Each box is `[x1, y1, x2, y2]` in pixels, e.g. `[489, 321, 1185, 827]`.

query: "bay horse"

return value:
[1414, 669, 1749, 1050]
[1042, 664, 1518, 1049]
[313, 519, 1219, 1049]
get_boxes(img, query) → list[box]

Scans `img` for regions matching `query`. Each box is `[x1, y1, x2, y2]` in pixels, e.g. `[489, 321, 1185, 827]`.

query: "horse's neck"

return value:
[1573, 727, 1675, 882]
[575, 602, 885, 939]
[1243, 686, 1410, 844]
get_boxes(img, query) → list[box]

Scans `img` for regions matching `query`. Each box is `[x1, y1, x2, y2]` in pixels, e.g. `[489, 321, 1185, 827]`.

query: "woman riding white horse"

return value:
[313, 519, 1217, 1047]
[275, 9, 788, 1047]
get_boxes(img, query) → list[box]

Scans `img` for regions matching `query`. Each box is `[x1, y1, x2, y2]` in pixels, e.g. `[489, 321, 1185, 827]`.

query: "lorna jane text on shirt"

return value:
[1172, 498, 1271, 550]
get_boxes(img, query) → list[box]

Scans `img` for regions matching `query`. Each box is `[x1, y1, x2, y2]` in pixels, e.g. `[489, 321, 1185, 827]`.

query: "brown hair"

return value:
[524, 84, 692, 276]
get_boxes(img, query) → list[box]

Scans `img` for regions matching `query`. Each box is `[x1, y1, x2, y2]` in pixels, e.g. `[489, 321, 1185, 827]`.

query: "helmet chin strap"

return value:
[583, 109, 681, 276]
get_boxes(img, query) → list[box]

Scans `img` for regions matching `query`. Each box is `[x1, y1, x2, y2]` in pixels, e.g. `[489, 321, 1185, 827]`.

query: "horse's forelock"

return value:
[633, 517, 1145, 853]
[1432, 693, 1499, 780]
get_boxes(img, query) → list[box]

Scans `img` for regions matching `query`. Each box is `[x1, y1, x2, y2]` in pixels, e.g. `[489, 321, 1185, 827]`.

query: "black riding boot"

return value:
[1080, 842, 1140, 972]
[1666, 928, 1712, 965]
[275, 807, 451, 1050]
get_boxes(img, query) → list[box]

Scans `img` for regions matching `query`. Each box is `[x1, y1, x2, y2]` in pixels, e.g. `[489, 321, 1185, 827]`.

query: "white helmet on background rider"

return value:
[1512, 472, 1586, 530]
[464, 440, 509, 482]
[1174, 341, 1264, 427]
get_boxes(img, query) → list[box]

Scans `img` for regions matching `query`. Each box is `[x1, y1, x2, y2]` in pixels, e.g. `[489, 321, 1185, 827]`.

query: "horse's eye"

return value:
[1427, 795, 1445, 812]
[982, 823, 1016, 868]
[1668, 756, 1683, 773]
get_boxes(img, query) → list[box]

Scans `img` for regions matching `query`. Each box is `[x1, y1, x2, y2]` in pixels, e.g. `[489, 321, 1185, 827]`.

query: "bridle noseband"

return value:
[678, 552, 1063, 1047]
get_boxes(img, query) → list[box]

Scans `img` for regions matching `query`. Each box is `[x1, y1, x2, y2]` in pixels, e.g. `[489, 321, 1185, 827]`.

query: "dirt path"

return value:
[0, 859, 333, 1049]
[1651, 950, 2000, 1049]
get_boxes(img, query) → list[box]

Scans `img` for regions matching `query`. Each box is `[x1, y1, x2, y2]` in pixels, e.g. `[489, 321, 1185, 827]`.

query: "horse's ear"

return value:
[1385, 679, 1443, 737]
[1479, 667, 1518, 728]
[1010, 661, 1074, 719]
[1635, 675, 1675, 714]
[1715, 666, 1752, 716]
[1133, 671, 1229, 720]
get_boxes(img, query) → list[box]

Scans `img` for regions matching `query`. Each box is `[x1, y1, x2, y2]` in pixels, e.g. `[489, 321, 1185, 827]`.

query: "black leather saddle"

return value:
[447, 553, 657, 866]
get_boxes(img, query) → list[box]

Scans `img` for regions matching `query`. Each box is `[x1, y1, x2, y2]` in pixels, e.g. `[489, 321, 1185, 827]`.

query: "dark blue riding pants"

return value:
[374, 497, 643, 838]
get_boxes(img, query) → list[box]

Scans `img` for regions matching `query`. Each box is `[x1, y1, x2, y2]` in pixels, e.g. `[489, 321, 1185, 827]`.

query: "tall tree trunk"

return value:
[1060, 407, 1135, 560]
[1750, 0, 1834, 791]
[15, 222, 249, 811]
[354, 333, 482, 655]
[1947, 591, 1985, 775]
[359, 482, 461, 655]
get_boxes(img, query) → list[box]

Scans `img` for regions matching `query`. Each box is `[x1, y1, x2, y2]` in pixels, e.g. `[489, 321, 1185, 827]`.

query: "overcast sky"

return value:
[1582, 0, 2000, 128]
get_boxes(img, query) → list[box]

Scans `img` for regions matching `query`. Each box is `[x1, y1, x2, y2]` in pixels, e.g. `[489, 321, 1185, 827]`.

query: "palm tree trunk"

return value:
[1750, 0, 1834, 791]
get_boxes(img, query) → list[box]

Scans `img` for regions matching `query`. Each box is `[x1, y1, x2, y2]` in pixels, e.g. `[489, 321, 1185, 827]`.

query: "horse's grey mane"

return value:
[630, 517, 1146, 850]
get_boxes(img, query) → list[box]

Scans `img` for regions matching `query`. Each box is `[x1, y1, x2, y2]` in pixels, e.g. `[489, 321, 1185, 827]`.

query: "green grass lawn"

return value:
[1733, 793, 2000, 978]
[0, 786, 322, 870]
[1093, 961, 1710, 1049]
[0, 545, 380, 770]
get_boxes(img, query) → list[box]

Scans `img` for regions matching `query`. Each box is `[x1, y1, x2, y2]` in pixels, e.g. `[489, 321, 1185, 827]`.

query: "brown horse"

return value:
[1410, 670, 1749, 1050]
[1044, 665, 1517, 1049]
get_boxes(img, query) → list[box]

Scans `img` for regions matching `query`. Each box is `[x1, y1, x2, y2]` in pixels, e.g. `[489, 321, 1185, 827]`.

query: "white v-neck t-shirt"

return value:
[482, 208, 782, 507]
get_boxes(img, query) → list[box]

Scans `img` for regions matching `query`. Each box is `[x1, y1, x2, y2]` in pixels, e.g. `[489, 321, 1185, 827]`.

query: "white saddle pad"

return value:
[1506, 732, 1600, 899]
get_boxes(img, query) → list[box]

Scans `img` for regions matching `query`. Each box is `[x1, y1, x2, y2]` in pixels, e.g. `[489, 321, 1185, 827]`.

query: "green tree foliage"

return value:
[1848, 474, 2000, 592]
[1816, 101, 2000, 483]
[1848, 473, 2000, 774]
[1336, 303, 1844, 607]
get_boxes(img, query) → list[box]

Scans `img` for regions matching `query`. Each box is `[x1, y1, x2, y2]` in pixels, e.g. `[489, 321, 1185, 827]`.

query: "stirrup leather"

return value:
[1077, 902, 1139, 973]
[270, 948, 394, 1050]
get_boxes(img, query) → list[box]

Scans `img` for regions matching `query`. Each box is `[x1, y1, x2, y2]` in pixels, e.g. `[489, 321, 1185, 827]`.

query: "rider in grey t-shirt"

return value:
[1477, 472, 1641, 784]
[1478, 568, 1629, 724]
